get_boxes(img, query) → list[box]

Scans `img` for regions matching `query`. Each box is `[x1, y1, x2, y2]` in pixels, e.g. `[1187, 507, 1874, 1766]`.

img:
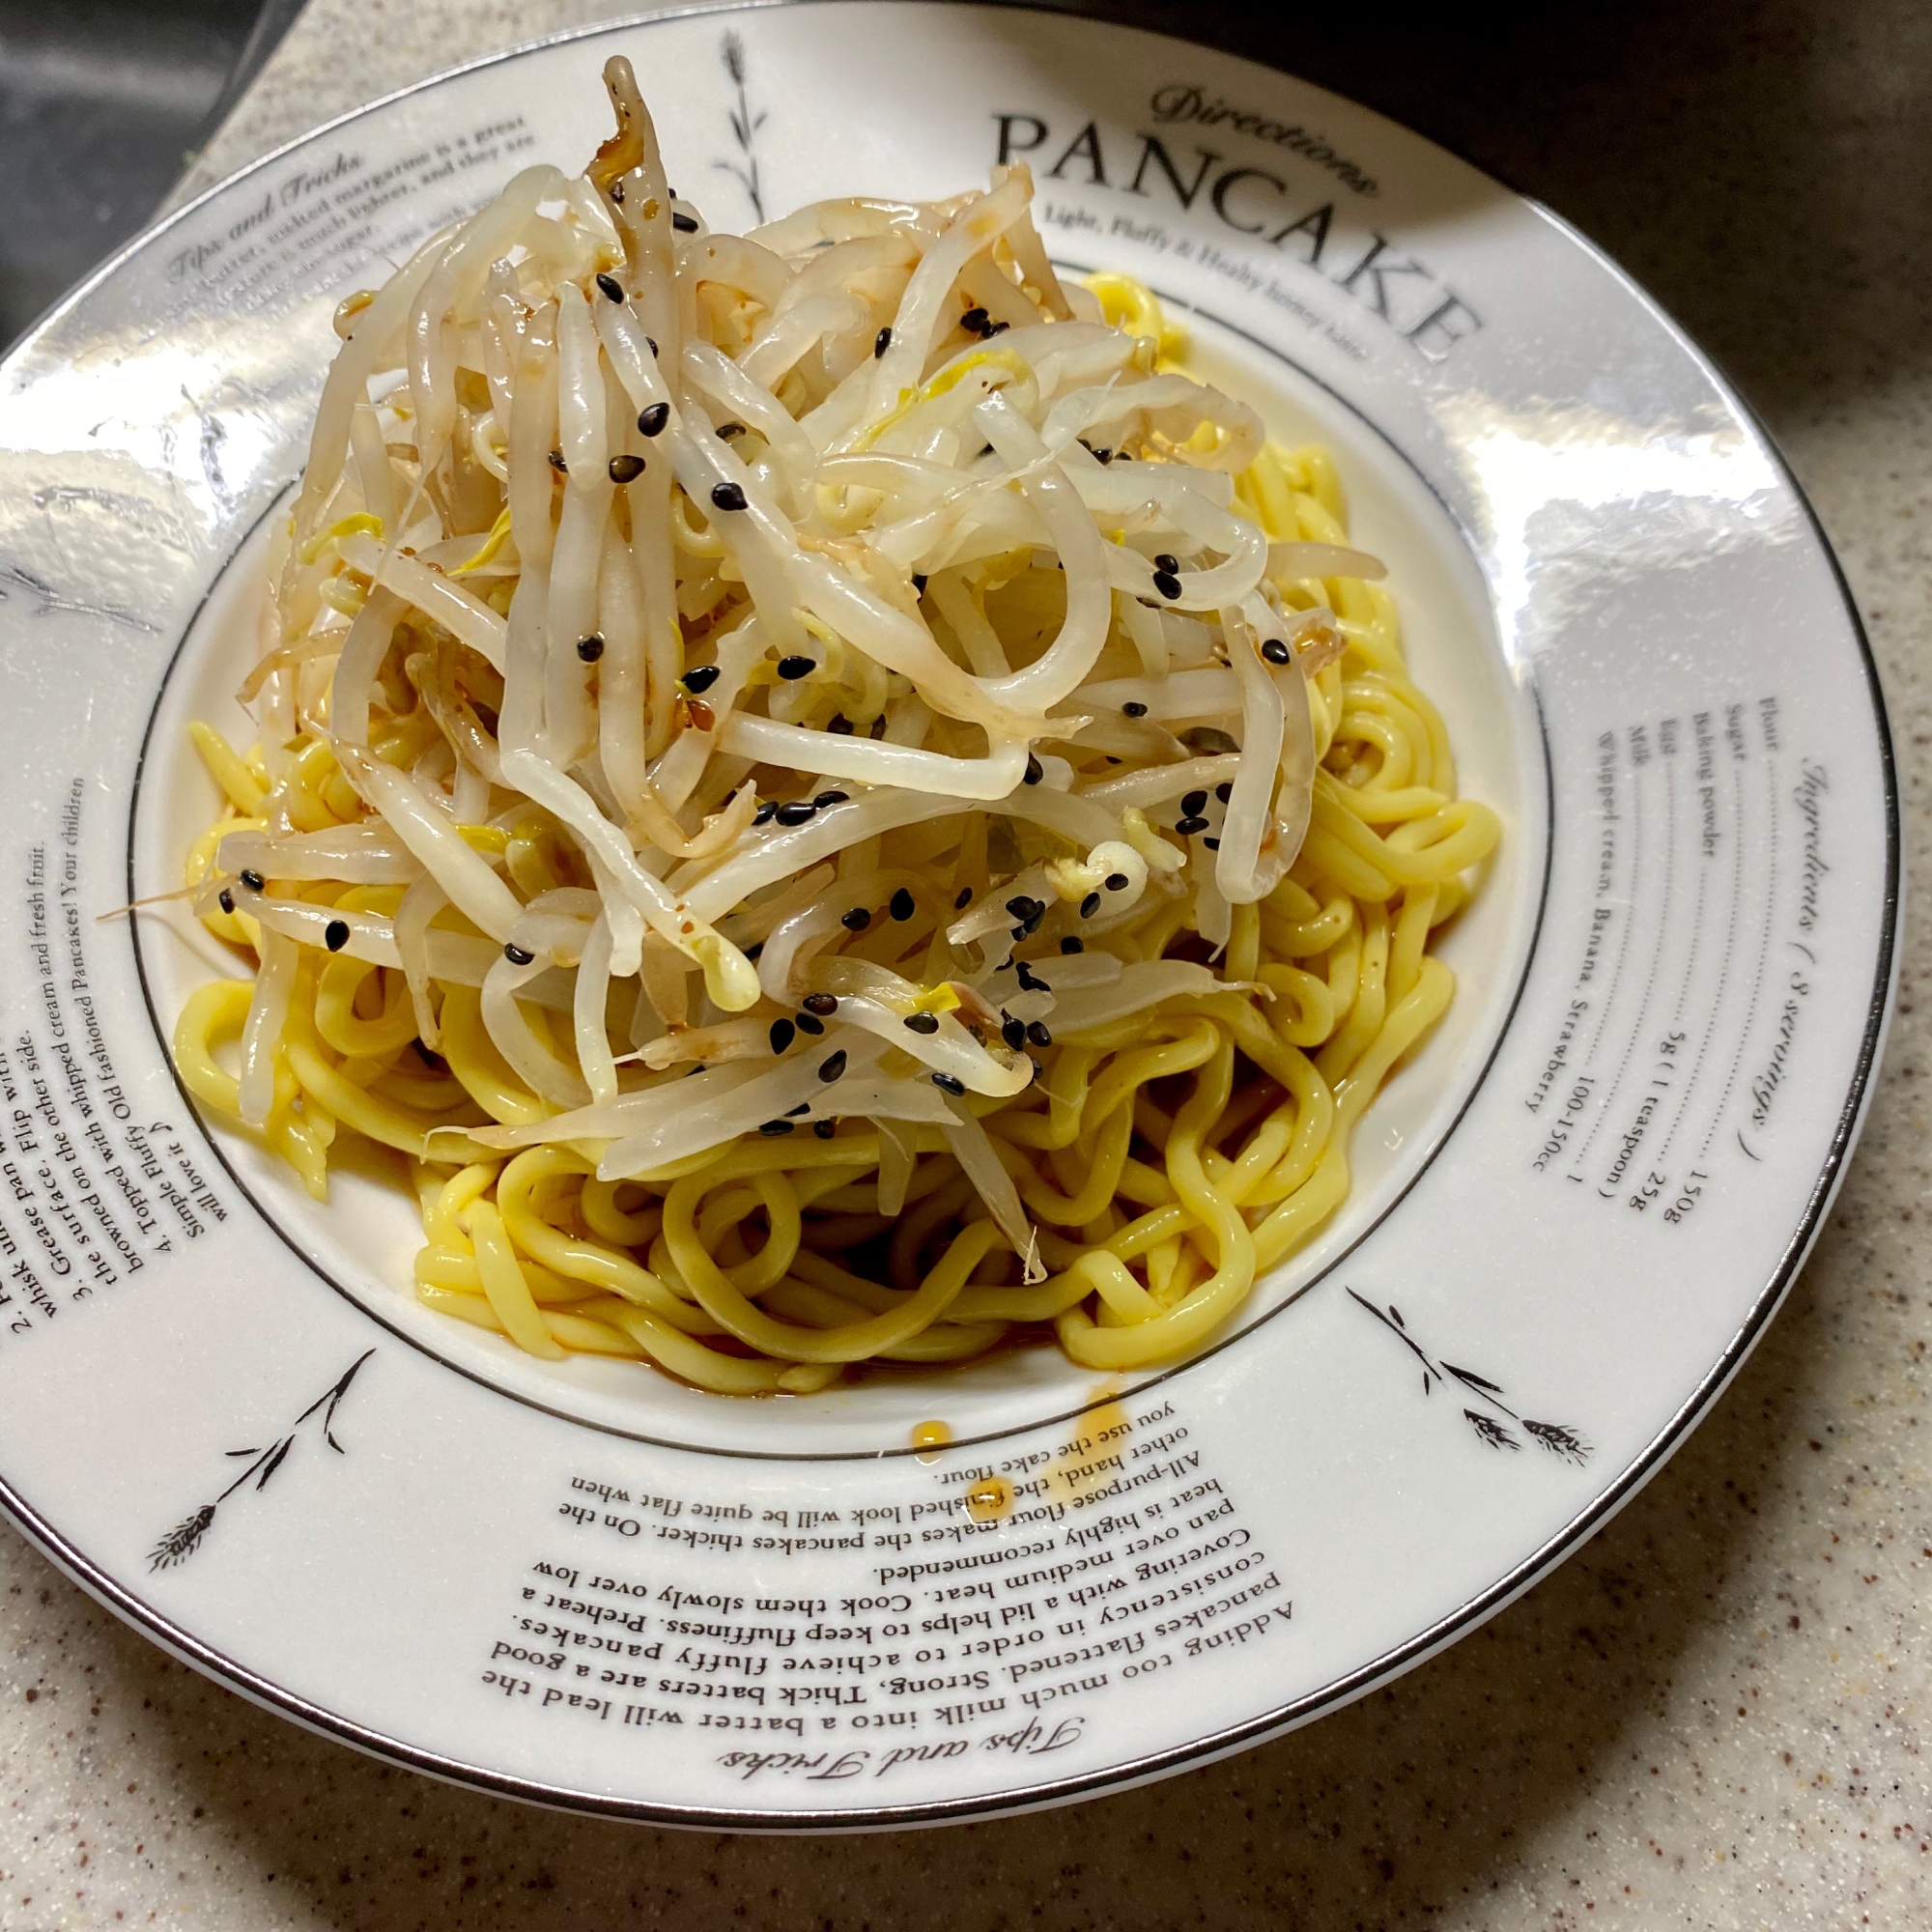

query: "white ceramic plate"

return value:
[0, 2, 1895, 1827]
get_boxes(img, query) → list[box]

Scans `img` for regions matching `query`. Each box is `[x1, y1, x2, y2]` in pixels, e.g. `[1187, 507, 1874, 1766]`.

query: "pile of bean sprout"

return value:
[171, 58, 1500, 1394]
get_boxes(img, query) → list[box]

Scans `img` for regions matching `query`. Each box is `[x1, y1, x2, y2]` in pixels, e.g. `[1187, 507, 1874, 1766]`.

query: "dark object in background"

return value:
[0, 0, 302, 350]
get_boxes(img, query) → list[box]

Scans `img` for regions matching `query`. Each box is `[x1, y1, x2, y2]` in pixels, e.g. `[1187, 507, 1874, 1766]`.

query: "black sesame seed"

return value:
[1122, 700, 1149, 719]
[646, 336, 659, 357]
[1262, 639, 1292, 666]
[1081, 891, 1101, 918]
[1177, 815, 1210, 835]
[840, 906, 871, 931]
[682, 663, 721, 694]
[912, 573, 928, 593]
[324, 919, 350, 952]
[960, 305, 989, 334]
[1094, 446, 1113, 463]
[955, 887, 973, 909]
[1061, 936, 1084, 954]
[1152, 569, 1183, 600]
[671, 211, 698, 233]
[770, 1018, 795, 1054]
[795, 1011, 824, 1036]
[874, 326, 893, 357]
[775, 800, 817, 827]
[609, 453, 645, 484]
[1005, 895, 1040, 921]
[240, 869, 265, 892]
[744, 941, 764, 961]
[784, 1101, 811, 1117]
[610, 181, 625, 204]
[1181, 789, 1208, 816]
[1216, 781, 1234, 803]
[638, 401, 669, 438]
[812, 1119, 837, 1138]
[1001, 1016, 1026, 1050]
[503, 942, 535, 965]
[904, 1012, 941, 1035]
[818, 1050, 847, 1083]
[217, 889, 235, 915]
[890, 887, 916, 922]
[803, 993, 838, 1016]
[717, 422, 746, 440]
[577, 633, 606, 662]
[1105, 872, 1129, 892]
[710, 481, 749, 512]
[1026, 1021, 1053, 1048]
[753, 800, 778, 826]
[548, 448, 567, 473]
[1203, 837, 1222, 850]
[828, 715, 854, 733]
[758, 1119, 794, 1135]
[595, 271, 625, 303]
[777, 654, 814, 680]
[1020, 906, 1046, 937]
[986, 320, 1009, 336]
[931, 1071, 967, 1096]
[1154, 553, 1179, 574]
[1024, 753, 1043, 785]
[814, 791, 849, 810]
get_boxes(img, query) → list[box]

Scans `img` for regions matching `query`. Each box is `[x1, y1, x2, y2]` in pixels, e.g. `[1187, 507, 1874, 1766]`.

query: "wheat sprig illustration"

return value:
[147, 1350, 374, 1572]
[716, 33, 767, 221]
[1347, 1289, 1589, 1466]
[1464, 1409, 1519, 1452]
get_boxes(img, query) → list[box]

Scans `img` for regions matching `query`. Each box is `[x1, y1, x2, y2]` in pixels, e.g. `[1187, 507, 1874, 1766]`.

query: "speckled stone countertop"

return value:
[5, 1, 1929, 1925]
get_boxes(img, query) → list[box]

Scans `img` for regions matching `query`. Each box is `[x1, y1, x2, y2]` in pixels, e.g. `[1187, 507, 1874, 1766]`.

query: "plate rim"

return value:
[0, 0, 1901, 1832]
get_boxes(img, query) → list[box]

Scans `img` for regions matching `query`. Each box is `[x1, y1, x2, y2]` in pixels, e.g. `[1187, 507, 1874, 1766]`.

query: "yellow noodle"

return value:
[465, 1199, 567, 1359]
[170, 237, 1498, 1393]
[417, 1283, 646, 1355]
